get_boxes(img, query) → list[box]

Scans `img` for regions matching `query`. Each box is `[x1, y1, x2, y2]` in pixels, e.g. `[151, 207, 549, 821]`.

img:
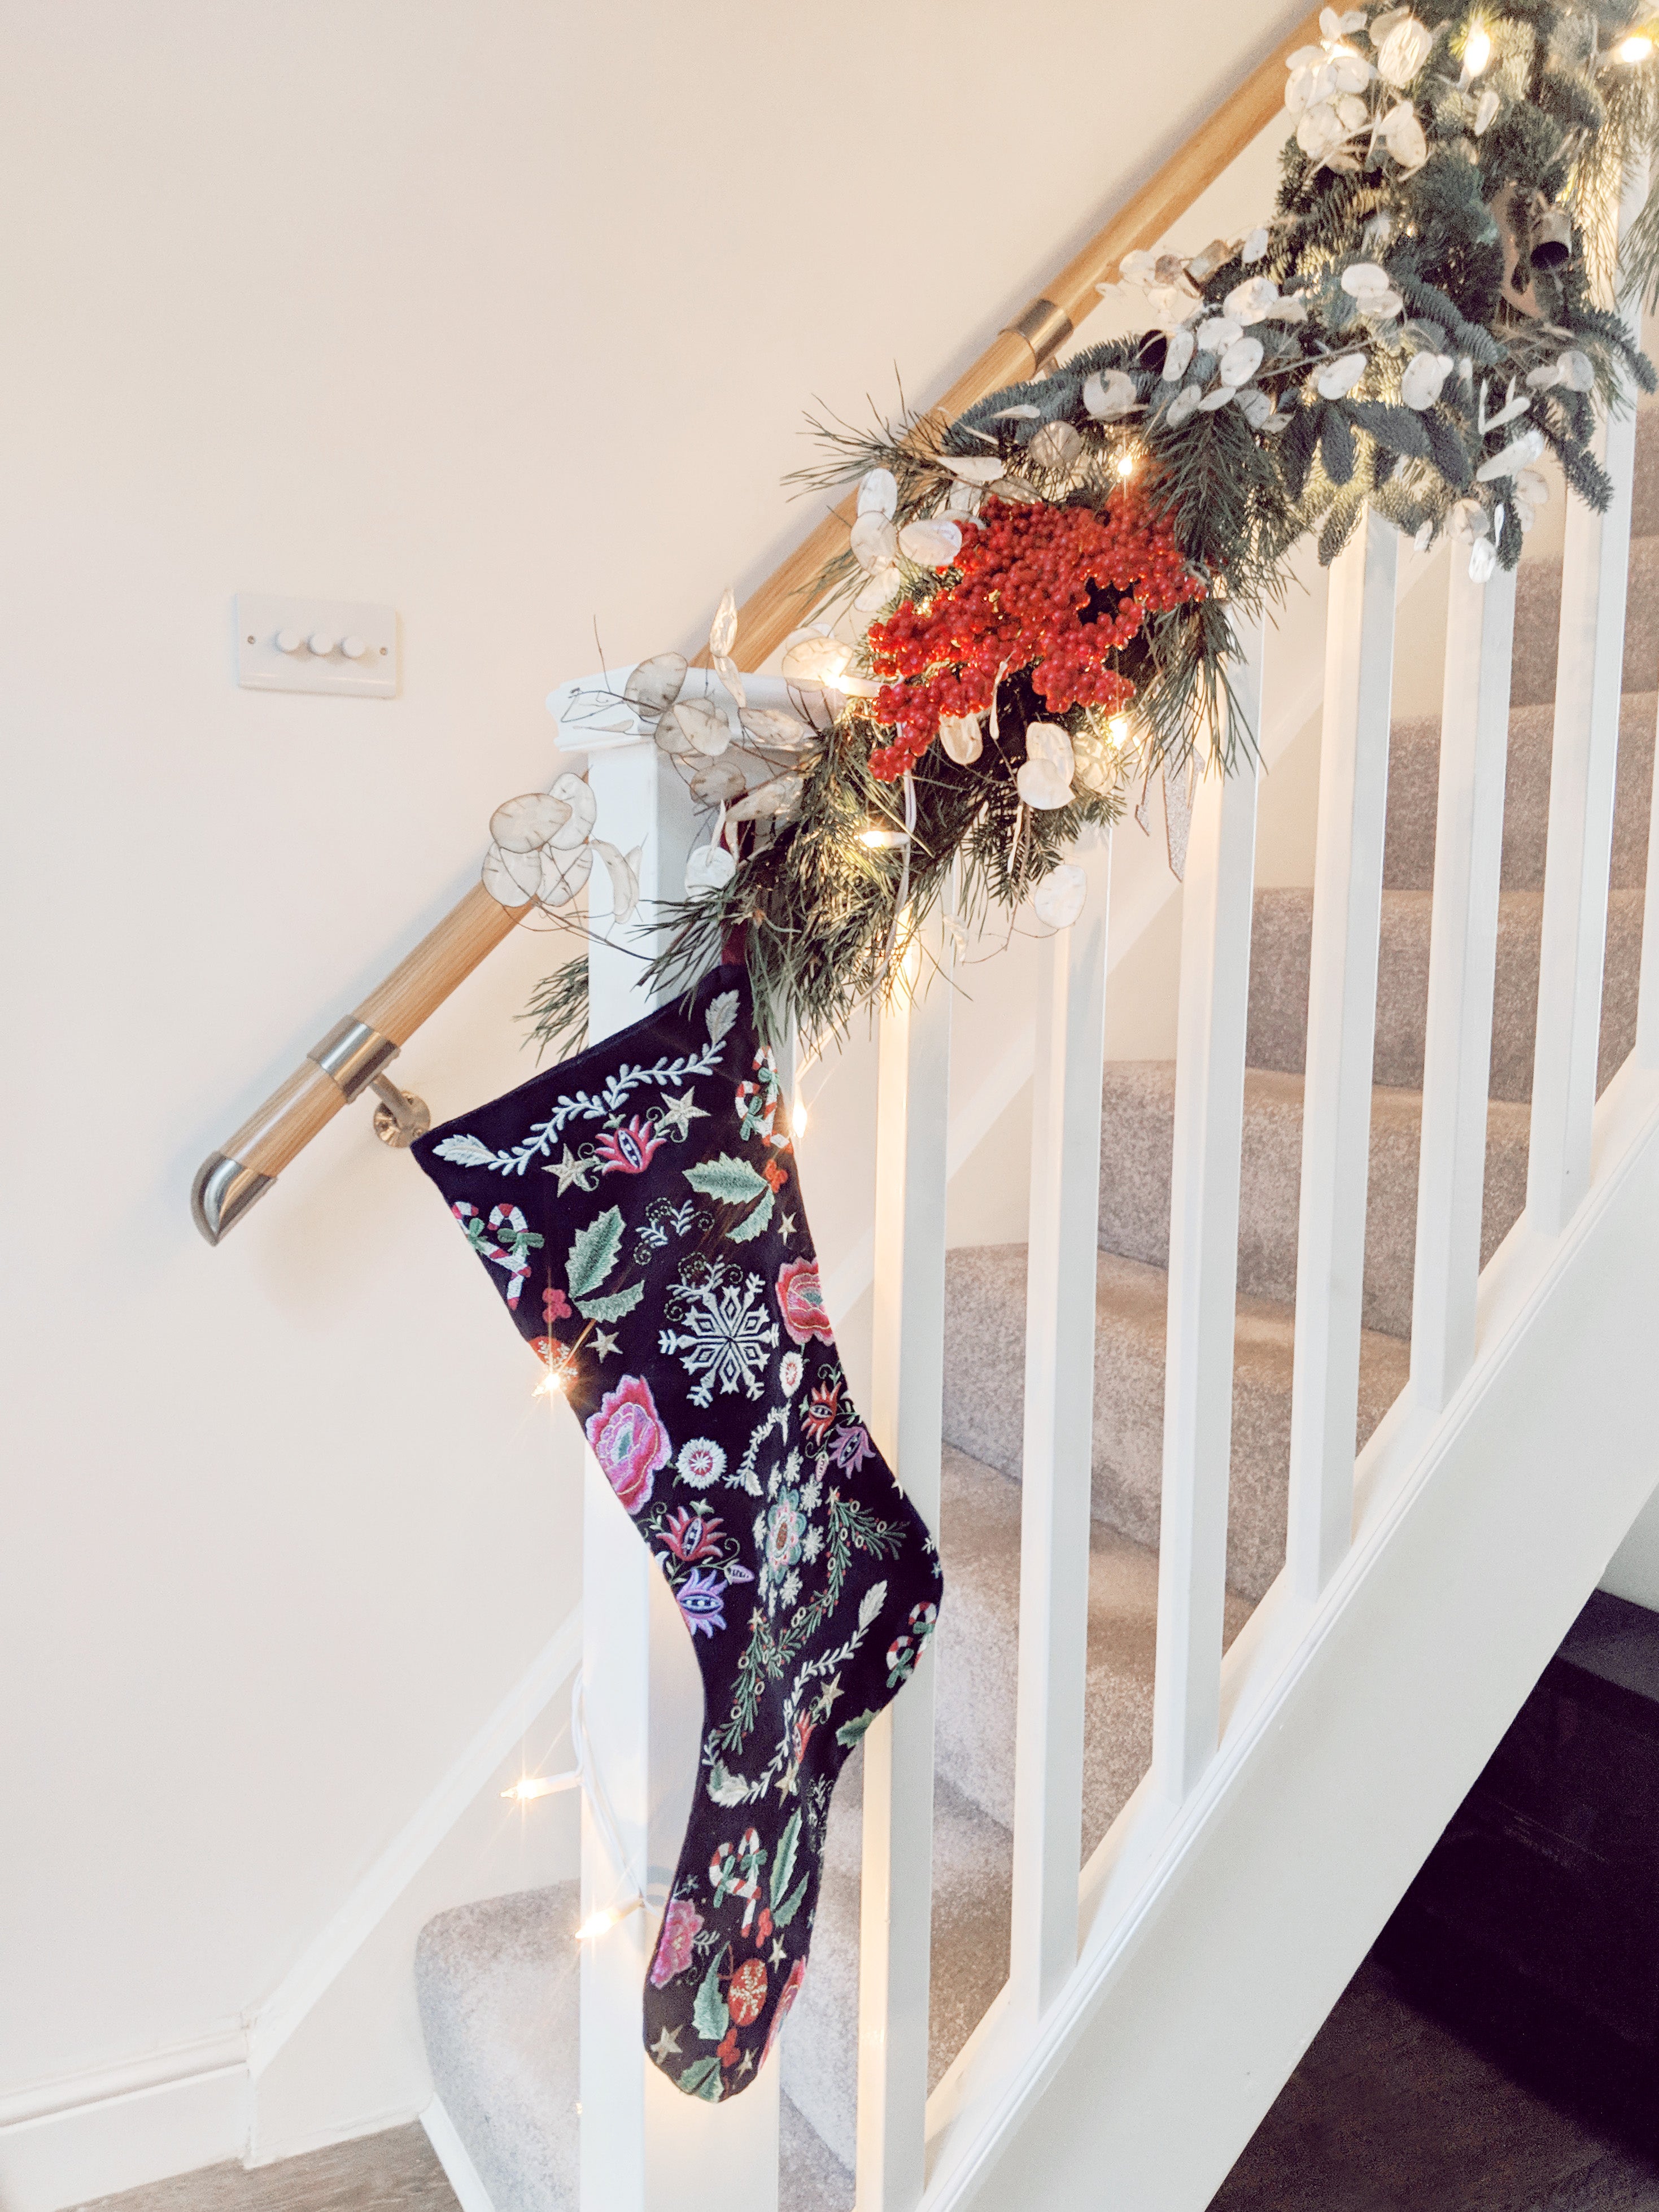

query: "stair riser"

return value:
[941, 1249, 1409, 1602]
[1247, 889, 1643, 1101]
[1511, 537, 1659, 710]
[1098, 1068, 1530, 1341]
[1383, 695, 1656, 896]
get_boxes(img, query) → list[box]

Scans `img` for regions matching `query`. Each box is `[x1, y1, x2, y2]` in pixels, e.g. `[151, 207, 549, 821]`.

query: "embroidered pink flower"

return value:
[762, 1956, 807, 2062]
[593, 1115, 666, 1176]
[586, 1375, 671, 1515]
[649, 1896, 702, 1987]
[727, 1955, 769, 2026]
[775, 1258, 832, 1346]
[660, 1506, 724, 1563]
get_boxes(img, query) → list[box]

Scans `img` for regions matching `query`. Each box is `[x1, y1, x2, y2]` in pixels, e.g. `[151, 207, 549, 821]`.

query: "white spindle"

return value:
[1007, 836, 1111, 2024]
[1151, 631, 1263, 1800]
[1637, 685, 1659, 1068]
[1285, 512, 1399, 1604]
[1526, 174, 1645, 1232]
[580, 743, 779, 2212]
[1411, 559, 1516, 1412]
[857, 923, 952, 2212]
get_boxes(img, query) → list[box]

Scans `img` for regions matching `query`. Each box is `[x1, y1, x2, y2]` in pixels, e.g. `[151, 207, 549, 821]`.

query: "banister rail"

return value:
[189, 7, 1321, 1244]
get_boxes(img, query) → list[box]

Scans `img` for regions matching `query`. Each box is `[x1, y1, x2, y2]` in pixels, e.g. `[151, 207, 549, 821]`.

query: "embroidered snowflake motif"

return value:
[660, 1262, 781, 1408]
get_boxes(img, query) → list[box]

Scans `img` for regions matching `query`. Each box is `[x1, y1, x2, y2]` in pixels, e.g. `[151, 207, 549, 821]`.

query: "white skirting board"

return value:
[0, 2058, 248, 2212]
[421, 2097, 500, 2212]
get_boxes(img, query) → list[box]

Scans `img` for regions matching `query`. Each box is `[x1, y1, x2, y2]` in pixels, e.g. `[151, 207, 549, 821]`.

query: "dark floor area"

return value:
[1212, 1938, 1659, 2212]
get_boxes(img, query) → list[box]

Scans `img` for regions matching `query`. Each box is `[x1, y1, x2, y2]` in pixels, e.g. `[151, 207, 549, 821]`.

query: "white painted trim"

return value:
[923, 1057, 1659, 2209]
[0, 2032, 247, 2132]
[246, 1604, 583, 2074]
[421, 2097, 500, 2212]
[0, 2058, 249, 2212]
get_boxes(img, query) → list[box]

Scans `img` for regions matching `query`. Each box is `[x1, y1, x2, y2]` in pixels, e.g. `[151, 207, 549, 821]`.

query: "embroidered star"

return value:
[779, 1211, 797, 1241]
[819, 1670, 844, 1713]
[769, 1936, 787, 1970]
[546, 1145, 597, 1194]
[650, 2026, 682, 2061]
[737, 2049, 756, 2077]
[656, 1089, 709, 1142]
[594, 1328, 621, 1360]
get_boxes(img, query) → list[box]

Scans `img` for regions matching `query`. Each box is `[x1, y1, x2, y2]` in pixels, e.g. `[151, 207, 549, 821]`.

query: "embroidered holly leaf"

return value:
[836, 1709, 879, 1751]
[772, 1873, 809, 1929]
[432, 1134, 498, 1168]
[858, 1580, 888, 1633]
[724, 1187, 775, 1244]
[676, 2056, 724, 2099]
[567, 1206, 623, 1297]
[684, 1154, 767, 1205]
[770, 1810, 801, 1909]
[706, 1761, 750, 1805]
[705, 989, 740, 1045]
[576, 1283, 645, 1323]
[691, 1952, 729, 2042]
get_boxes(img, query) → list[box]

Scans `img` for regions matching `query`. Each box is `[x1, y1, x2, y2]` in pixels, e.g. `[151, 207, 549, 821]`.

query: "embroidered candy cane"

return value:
[708, 1825, 765, 1931]
[452, 1201, 543, 1310]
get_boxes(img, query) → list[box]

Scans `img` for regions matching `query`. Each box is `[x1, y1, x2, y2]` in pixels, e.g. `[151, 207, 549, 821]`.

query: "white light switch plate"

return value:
[235, 594, 398, 697]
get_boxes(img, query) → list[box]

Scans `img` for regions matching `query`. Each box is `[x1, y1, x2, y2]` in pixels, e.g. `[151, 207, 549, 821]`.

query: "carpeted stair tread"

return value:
[941, 1244, 1409, 1601]
[780, 1760, 1014, 2174]
[1383, 692, 1657, 895]
[1097, 1062, 1530, 1341]
[935, 1443, 1248, 1847]
[416, 1883, 582, 2212]
[1247, 886, 1643, 1102]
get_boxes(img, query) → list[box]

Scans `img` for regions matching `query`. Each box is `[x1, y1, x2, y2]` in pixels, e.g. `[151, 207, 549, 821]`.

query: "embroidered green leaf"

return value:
[706, 1761, 751, 1807]
[705, 989, 740, 1044]
[724, 1186, 775, 1244]
[567, 1206, 623, 1297]
[684, 1154, 767, 1205]
[770, 1810, 802, 1909]
[576, 1283, 645, 1323]
[773, 1872, 809, 1929]
[835, 1708, 878, 1751]
[676, 2055, 724, 2098]
[691, 1952, 729, 2043]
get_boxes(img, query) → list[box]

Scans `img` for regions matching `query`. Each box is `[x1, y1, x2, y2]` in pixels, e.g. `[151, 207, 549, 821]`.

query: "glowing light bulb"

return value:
[1619, 31, 1653, 58]
[1116, 451, 1136, 478]
[503, 1770, 580, 1803]
[792, 1097, 809, 1137]
[1107, 714, 1130, 747]
[575, 1898, 644, 1942]
[1464, 23, 1491, 72]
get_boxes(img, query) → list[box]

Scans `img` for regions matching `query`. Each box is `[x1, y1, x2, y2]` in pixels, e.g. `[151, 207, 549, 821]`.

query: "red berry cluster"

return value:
[864, 492, 1206, 780]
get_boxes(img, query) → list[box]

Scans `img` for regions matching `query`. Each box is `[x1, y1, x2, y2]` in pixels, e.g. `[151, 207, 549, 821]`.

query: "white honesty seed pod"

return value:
[1016, 757, 1074, 809]
[539, 841, 595, 909]
[850, 512, 899, 571]
[545, 772, 596, 849]
[898, 517, 963, 566]
[857, 466, 898, 518]
[1027, 420, 1084, 472]
[938, 713, 984, 765]
[779, 629, 852, 686]
[663, 696, 731, 757]
[1220, 335, 1264, 387]
[489, 791, 573, 854]
[1082, 369, 1139, 420]
[1315, 350, 1368, 399]
[623, 652, 687, 720]
[684, 841, 737, 894]
[688, 758, 748, 805]
[481, 840, 543, 906]
[708, 587, 738, 659]
[1400, 351, 1453, 408]
[1033, 862, 1088, 929]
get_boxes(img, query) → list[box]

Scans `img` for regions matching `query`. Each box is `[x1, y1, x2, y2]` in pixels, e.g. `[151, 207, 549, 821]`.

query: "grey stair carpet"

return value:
[416, 412, 1659, 2207]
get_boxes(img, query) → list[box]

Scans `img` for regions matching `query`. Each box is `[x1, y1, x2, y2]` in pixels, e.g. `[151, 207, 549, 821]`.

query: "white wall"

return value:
[0, 0, 1315, 2196]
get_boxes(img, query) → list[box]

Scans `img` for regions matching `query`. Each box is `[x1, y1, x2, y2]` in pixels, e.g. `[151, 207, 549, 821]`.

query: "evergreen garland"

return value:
[530, 0, 1659, 1056]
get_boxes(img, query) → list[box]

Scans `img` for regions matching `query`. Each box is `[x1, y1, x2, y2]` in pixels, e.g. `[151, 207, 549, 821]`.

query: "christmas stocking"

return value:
[412, 962, 942, 2101]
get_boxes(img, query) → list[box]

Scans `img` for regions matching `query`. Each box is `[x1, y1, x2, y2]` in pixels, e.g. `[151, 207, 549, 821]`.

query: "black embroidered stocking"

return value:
[411, 963, 942, 2101]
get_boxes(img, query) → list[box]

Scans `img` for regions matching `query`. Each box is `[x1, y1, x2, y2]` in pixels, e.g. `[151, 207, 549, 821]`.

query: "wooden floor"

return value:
[68, 2126, 459, 2212]
[1213, 1954, 1659, 2212]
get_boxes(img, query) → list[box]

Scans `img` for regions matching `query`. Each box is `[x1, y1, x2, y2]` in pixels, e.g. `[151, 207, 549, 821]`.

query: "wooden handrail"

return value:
[190, 11, 1317, 1243]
